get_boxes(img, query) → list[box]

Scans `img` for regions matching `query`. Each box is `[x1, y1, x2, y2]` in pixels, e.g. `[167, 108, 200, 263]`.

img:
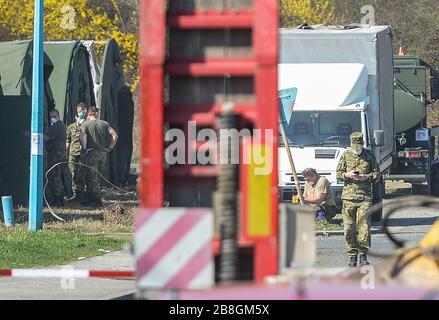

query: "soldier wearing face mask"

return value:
[45, 108, 67, 207]
[336, 132, 380, 267]
[65, 103, 88, 202]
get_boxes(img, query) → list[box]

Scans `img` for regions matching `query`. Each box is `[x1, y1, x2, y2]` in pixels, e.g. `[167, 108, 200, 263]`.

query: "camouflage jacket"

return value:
[66, 122, 82, 157]
[336, 148, 381, 201]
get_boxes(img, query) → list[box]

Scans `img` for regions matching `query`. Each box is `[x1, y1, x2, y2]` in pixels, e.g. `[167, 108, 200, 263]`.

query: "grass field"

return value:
[0, 227, 128, 268]
[0, 186, 136, 268]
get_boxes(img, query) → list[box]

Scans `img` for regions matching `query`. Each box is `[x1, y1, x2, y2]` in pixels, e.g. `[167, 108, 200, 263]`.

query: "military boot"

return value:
[359, 254, 370, 266]
[76, 191, 84, 202]
[80, 193, 92, 206]
[349, 256, 358, 267]
[67, 191, 83, 203]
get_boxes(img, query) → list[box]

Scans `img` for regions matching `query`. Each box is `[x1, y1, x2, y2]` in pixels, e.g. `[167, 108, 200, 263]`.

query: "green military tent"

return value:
[0, 40, 54, 205]
[45, 41, 96, 125]
[0, 38, 134, 205]
[98, 39, 134, 186]
[45, 39, 134, 186]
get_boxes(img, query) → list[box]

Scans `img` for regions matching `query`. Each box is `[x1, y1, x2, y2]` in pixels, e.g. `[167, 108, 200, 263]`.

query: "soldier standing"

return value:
[336, 132, 380, 267]
[46, 109, 67, 207]
[79, 106, 118, 207]
[65, 103, 88, 202]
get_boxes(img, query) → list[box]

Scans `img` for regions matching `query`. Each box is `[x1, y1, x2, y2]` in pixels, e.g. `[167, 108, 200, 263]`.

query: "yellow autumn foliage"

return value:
[281, 0, 338, 27]
[0, 0, 138, 90]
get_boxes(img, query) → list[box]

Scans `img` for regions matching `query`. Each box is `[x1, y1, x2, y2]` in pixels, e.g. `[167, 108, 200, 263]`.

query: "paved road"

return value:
[316, 200, 438, 268]
[0, 250, 135, 300]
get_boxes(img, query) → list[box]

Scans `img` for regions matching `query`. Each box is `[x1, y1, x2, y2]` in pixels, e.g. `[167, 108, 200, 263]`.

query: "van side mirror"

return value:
[374, 130, 385, 147]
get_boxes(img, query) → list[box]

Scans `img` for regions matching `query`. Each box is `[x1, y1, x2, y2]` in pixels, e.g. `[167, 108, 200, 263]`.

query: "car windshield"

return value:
[279, 111, 362, 147]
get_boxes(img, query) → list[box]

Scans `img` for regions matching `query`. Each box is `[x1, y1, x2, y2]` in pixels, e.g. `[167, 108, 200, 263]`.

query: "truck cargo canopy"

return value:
[280, 25, 391, 66]
[278, 63, 368, 109]
[279, 25, 394, 169]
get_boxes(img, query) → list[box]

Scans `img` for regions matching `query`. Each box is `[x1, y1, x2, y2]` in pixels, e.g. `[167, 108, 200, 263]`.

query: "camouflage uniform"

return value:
[336, 132, 380, 257]
[66, 123, 85, 196]
[83, 150, 106, 202]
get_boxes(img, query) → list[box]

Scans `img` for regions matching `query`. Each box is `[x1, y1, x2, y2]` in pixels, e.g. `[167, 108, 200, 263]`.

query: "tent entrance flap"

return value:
[98, 39, 134, 185]
[45, 41, 95, 124]
[0, 96, 32, 205]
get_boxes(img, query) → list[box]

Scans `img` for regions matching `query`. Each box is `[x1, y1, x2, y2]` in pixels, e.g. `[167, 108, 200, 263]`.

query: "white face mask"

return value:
[50, 117, 57, 125]
[354, 148, 364, 156]
[79, 119, 85, 125]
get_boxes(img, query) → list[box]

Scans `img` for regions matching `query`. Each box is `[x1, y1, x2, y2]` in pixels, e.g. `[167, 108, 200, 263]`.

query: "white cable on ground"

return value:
[43, 160, 138, 222]
[43, 164, 66, 221]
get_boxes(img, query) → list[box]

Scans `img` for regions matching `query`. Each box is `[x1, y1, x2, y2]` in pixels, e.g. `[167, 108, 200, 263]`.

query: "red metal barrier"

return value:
[139, 0, 279, 283]
[139, 0, 165, 208]
[0, 269, 134, 279]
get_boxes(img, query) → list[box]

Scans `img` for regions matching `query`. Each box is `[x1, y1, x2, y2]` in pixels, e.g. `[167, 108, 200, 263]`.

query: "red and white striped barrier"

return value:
[0, 269, 134, 279]
[135, 208, 213, 290]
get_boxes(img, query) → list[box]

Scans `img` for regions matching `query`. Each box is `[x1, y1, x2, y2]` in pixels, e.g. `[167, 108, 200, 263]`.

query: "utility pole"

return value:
[29, 0, 45, 231]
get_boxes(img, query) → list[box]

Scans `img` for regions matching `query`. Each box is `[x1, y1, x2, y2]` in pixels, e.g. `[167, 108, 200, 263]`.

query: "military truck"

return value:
[387, 55, 439, 195]
[278, 25, 394, 221]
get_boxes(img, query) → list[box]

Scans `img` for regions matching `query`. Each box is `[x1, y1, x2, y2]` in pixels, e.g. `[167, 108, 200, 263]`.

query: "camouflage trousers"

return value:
[342, 199, 372, 256]
[69, 154, 85, 194]
[47, 150, 67, 198]
[83, 151, 106, 201]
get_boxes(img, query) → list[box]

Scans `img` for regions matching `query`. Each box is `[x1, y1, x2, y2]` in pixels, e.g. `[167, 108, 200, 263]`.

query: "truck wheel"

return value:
[372, 179, 384, 222]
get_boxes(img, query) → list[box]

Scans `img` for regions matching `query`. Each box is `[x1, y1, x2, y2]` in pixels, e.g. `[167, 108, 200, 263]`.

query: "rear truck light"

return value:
[407, 150, 422, 158]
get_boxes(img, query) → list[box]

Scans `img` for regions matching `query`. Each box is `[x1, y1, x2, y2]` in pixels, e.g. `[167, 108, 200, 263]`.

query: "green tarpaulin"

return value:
[0, 40, 54, 111]
[0, 40, 54, 94]
[98, 39, 134, 185]
[0, 96, 31, 205]
[45, 41, 95, 125]
[0, 41, 54, 205]
[0, 40, 37, 95]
